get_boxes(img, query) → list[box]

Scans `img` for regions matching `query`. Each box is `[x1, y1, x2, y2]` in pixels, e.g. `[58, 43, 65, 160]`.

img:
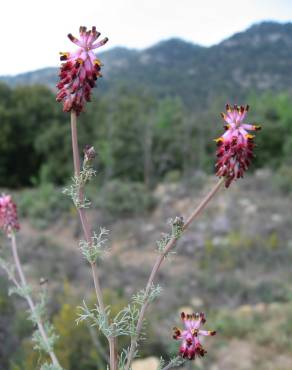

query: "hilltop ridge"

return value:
[1, 21, 292, 107]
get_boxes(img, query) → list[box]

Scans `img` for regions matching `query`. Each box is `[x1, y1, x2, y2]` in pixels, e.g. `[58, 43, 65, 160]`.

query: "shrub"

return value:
[272, 166, 292, 194]
[16, 183, 70, 229]
[96, 180, 156, 217]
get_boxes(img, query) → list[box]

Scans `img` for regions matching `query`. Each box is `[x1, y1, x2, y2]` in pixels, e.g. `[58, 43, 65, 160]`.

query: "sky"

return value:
[1, 0, 292, 75]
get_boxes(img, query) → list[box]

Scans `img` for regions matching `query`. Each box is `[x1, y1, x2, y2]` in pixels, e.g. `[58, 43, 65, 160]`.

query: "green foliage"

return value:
[16, 183, 70, 228]
[249, 92, 292, 169]
[272, 166, 292, 194]
[0, 280, 18, 369]
[63, 166, 96, 209]
[1, 79, 292, 190]
[40, 363, 63, 370]
[132, 284, 163, 306]
[9, 284, 32, 299]
[157, 356, 186, 370]
[32, 323, 59, 354]
[156, 217, 184, 256]
[79, 228, 109, 264]
[194, 229, 292, 310]
[210, 302, 292, 353]
[18, 286, 110, 369]
[53, 302, 106, 370]
[213, 309, 260, 338]
[77, 285, 160, 339]
[97, 180, 156, 217]
[52, 287, 133, 370]
[0, 83, 65, 187]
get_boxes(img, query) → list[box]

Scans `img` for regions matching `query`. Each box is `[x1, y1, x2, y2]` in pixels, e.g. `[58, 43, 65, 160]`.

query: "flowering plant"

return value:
[0, 26, 262, 370]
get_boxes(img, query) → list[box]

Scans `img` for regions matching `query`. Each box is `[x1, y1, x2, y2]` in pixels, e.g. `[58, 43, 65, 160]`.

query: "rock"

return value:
[154, 183, 178, 200]
[253, 302, 267, 314]
[215, 339, 257, 370]
[178, 306, 193, 315]
[142, 223, 156, 233]
[180, 233, 205, 253]
[190, 297, 204, 308]
[235, 304, 253, 317]
[212, 215, 231, 233]
[255, 168, 271, 179]
[132, 356, 160, 370]
[212, 236, 228, 247]
[238, 198, 257, 214]
[269, 302, 282, 313]
[271, 213, 282, 223]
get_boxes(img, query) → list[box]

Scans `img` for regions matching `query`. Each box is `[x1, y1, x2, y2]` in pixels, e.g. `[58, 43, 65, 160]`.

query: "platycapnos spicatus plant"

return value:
[0, 26, 262, 370]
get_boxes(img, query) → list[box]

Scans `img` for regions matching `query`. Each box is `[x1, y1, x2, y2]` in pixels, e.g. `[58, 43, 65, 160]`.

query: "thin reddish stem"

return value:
[70, 111, 117, 370]
[71, 112, 81, 176]
[124, 178, 224, 369]
[109, 337, 118, 370]
[10, 233, 61, 367]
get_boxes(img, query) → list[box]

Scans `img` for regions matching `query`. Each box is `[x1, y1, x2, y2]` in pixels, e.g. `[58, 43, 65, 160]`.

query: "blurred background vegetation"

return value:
[1, 83, 292, 190]
[1, 21, 292, 370]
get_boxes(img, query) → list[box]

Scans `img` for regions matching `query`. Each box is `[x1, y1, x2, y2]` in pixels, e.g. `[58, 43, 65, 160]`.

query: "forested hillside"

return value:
[2, 21, 292, 107]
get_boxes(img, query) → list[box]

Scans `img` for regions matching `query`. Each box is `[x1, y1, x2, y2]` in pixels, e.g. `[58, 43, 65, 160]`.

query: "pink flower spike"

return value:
[56, 26, 108, 115]
[215, 104, 262, 188]
[173, 312, 216, 360]
[0, 194, 20, 236]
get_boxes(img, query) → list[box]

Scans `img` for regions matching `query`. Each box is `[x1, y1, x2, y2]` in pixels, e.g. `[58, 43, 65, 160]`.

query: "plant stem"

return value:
[109, 337, 118, 370]
[71, 112, 106, 310]
[124, 177, 224, 369]
[182, 178, 224, 230]
[70, 111, 117, 370]
[70, 112, 81, 178]
[10, 233, 61, 367]
[161, 356, 185, 370]
[86, 322, 110, 363]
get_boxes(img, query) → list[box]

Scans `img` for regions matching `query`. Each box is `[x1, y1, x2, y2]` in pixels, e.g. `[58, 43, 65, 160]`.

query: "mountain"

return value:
[2, 21, 292, 107]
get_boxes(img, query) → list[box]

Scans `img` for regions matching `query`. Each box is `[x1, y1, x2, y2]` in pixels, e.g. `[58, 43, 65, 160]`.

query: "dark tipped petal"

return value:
[199, 312, 206, 324]
[68, 33, 76, 42]
[101, 37, 109, 45]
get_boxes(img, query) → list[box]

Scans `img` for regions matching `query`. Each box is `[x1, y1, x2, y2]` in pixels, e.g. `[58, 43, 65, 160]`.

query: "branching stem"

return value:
[10, 233, 61, 367]
[124, 178, 224, 369]
[70, 112, 117, 370]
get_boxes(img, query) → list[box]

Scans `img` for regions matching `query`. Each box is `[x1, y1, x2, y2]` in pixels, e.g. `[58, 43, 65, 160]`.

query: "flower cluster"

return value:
[215, 104, 261, 187]
[173, 312, 216, 360]
[56, 26, 108, 115]
[0, 194, 20, 235]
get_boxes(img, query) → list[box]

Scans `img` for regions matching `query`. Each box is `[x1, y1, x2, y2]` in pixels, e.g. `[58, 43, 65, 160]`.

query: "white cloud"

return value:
[1, 0, 291, 75]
